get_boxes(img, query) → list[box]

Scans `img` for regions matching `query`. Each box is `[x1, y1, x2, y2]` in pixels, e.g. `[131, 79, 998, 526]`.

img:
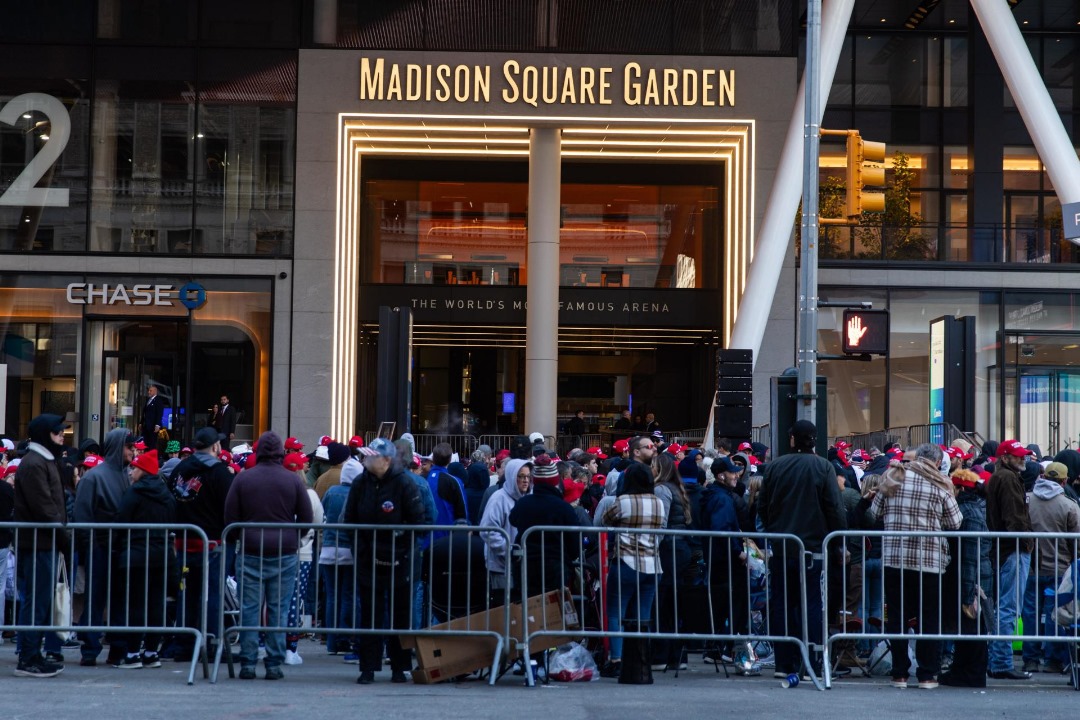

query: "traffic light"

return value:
[845, 132, 886, 218]
[841, 309, 890, 355]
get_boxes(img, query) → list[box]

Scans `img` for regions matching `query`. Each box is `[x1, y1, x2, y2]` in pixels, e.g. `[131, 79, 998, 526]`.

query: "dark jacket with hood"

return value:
[510, 481, 582, 592]
[115, 470, 177, 567]
[342, 460, 426, 573]
[986, 462, 1033, 556]
[168, 443, 234, 542]
[224, 432, 314, 556]
[699, 481, 744, 585]
[13, 415, 68, 551]
[464, 462, 490, 527]
[73, 428, 131, 547]
[758, 449, 847, 553]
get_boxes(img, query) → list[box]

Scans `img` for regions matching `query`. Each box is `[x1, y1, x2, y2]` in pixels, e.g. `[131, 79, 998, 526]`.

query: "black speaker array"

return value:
[715, 349, 752, 439]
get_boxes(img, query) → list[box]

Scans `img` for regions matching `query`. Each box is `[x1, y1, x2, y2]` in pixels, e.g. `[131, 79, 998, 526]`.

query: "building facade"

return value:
[0, 1, 1078, 453]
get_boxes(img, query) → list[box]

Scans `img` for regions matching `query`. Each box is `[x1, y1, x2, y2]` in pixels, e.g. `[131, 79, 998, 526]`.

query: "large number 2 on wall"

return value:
[0, 93, 71, 207]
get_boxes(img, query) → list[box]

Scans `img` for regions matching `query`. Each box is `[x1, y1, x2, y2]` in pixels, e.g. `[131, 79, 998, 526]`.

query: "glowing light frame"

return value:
[332, 112, 755, 439]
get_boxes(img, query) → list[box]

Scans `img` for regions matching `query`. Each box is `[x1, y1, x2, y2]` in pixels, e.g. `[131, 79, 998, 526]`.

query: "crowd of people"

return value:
[4, 412, 1080, 692]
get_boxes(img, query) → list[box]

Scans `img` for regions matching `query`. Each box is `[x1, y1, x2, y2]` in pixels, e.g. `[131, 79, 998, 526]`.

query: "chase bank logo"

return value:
[178, 281, 207, 310]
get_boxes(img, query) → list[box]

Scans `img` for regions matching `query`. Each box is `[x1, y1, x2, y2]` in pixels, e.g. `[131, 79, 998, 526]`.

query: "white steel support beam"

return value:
[969, 0, 1080, 212]
[729, 0, 856, 365]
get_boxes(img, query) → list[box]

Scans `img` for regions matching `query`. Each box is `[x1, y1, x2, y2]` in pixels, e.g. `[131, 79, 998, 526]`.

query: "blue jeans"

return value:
[238, 553, 298, 669]
[1021, 573, 1071, 665]
[988, 551, 1031, 672]
[319, 563, 357, 653]
[857, 558, 883, 653]
[605, 561, 659, 662]
[16, 550, 57, 662]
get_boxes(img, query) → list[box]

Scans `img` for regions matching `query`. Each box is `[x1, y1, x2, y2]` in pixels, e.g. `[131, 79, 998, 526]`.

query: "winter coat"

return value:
[655, 478, 693, 583]
[224, 432, 314, 556]
[1028, 478, 1080, 576]
[465, 462, 490, 527]
[758, 450, 847, 553]
[167, 448, 234, 542]
[955, 489, 992, 607]
[14, 443, 68, 551]
[73, 428, 131, 547]
[321, 480, 355, 559]
[343, 464, 426, 573]
[699, 483, 743, 586]
[114, 473, 177, 568]
[510, 481, 582, 593]
[479, 458, 529, 575]
[986, 463, 1033, 556]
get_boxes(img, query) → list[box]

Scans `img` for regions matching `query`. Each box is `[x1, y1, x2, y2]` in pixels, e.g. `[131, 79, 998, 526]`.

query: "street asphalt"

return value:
[4, 638, 1080, 719]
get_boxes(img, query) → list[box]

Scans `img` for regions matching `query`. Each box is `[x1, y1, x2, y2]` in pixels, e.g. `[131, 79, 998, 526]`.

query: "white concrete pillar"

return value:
[525, 127, 561, 440]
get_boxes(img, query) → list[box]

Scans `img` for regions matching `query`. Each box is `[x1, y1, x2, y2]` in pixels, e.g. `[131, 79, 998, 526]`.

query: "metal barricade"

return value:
[1, 522, 211, 684]
[821, 529, 1080, 690]
[477, 434, 555, 452]
[517, 525, 823, 689]
[213, 522, 511, 685]
[405, 434, 480, 457]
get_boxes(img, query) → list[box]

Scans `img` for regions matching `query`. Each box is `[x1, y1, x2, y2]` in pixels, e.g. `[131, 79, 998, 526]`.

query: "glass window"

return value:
[194, 50, 296, 256]
[944, 37, 968, 107]
[96, 0, 197, 43]
[1043, 37, 1076, 112]
[90, 48, 196, 254]
[818, 287, 889, 435]
[829, 36, 853, 107]
[855, 34, 938, 107]
[887, 289, 999, 437]
[362, 162, 722, 289]
[1003, 147, 1042, 191]
[0, 274, 81, 440]
[943, 145, 969, 189]
[0, 46, 91, 253]
[0, 1, 93, 43]
[200, 0, 299, 46]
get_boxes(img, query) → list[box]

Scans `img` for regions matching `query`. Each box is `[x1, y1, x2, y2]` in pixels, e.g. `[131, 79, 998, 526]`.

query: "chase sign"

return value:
[66, 281, 208, 310]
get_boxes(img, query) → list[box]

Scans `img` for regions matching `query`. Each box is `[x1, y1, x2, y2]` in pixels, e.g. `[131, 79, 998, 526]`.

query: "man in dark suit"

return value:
[142, 384, 167, 438]
[215, 395, 238, 443]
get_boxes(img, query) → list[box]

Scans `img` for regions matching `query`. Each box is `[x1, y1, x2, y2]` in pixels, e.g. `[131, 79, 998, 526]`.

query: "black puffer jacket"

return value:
[343, 464, 426, 573]
[115, 473, 177, 567]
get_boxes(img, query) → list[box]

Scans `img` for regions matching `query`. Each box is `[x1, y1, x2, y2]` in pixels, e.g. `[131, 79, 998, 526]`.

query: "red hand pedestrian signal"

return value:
[847, 315, 869, 348]
[841, 309, 889, 355]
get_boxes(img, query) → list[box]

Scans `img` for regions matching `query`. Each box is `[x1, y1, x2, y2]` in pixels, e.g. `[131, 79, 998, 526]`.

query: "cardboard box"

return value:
[405, 588, 581, 683]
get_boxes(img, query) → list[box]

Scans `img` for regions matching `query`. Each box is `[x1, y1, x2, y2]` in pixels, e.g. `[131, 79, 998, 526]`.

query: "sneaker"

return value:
[79, 657, 97, 667]
[265, 666, 284, 680]
[391, 670, 407, 683]
[918, 679, 939, 690]
[257, 645, 267, 660]
[599, 660, 622, 678]
[113, 655, 143, 669]
[357, 670, 375, 684]
[651, 663, 670, 671]
[343, 653, 360, 664]
[141, 653, 162, 669]
[284, 650, 303, 666]
[1022, 659, 1040, 674]
[891, 676, 909, 689]
[15, 657, 63, 678]
[45, 652, 65, 664]
[61, 638, 81, 649]
[239, 666, 257, 680]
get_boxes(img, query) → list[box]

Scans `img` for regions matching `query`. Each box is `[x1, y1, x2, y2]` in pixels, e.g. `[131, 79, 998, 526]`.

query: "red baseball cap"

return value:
[3, 464, 17, 478]
[219, 450, 233, 463]
[348, 435, 364, 449]
[284, 437, 304, 452]
[180, 447, 192, 454]
[666, 443, 683, 455]
[81, 454, 104, 469]
[944, 446, 964, 460]
[738, 441, 753, 452]
[835, 440, 852, 451]
[886, 447, 903, 460]
[133, 439, 147, 450]
[996, 440, 1033, 458]
[586, 446, 608, 460]
[284, 452, 308, 472]
[244, 453, 258, 470]
[592, 473, 606, 486]
[319, 435, 334, 446]
[612, 439, 630, 454]
[562, 479, 587, 504]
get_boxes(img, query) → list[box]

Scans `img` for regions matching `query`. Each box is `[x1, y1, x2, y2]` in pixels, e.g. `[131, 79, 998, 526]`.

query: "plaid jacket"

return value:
[602, 494, 667, 574]
[872, 466, 963, 574]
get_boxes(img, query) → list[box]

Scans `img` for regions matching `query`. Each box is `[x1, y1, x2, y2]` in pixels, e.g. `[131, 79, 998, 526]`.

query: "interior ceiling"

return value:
[807, 0, 1079, 30]
[361, 323, 721, 350]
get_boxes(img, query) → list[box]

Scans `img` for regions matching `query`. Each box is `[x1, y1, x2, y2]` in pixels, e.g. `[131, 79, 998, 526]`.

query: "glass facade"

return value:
[362, 160, 722, 289]
[0, 273, 272, 446]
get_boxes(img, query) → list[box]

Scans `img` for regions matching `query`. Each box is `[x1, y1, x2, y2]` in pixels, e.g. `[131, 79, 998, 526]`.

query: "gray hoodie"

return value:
[480, 458, 531, 575]
[1029, 477, 1080, 576]
[73, 428, 131, 543]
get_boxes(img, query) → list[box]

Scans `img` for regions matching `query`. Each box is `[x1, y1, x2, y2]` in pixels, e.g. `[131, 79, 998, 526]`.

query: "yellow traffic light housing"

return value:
[845, 133, 886, 218]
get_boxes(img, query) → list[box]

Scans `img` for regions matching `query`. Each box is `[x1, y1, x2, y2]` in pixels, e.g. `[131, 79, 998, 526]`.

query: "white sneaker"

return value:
[257, 645, 267, 660]
[284, 650, 303, 666]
